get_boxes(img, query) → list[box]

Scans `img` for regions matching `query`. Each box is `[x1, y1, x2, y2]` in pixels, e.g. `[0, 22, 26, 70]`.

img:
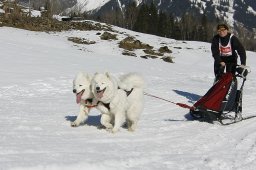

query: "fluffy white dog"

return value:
[71, 72, 97, 127]
[119, 73, 145, 131]
[91, 72, 145, 133]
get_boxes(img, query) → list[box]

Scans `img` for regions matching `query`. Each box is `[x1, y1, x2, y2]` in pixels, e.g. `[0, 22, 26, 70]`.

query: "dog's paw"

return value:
[102, 123, 113, 130]
[71, 121, 79, 127]
[127, 123, 137, 132]
[111, 128, 119, 133]
[104, 127, 113, 133]
[128, 127, 135, 132]
[97, 125, 105, 129]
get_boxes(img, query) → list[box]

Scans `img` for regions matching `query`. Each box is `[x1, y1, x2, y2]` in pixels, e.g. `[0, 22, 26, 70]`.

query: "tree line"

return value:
[95, 2, 255, 51]
[2, 1, 255, 51]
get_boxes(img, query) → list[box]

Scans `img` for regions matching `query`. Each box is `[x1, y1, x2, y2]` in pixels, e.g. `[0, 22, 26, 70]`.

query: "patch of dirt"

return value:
[68, 37, 96, 44]
[119, 36, 153, 51]
[0, 17, 113, 32]
[100, 32, 117, 40]
[162, 56, 174, 63]
[158, 46, 172, 53]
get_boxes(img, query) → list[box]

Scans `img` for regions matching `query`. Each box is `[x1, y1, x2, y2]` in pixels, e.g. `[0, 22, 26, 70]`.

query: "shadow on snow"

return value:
[173, 89, 201, 104]
[164, 89, 201, 122]
[65, 89, 200, 125]
[164, 112, 195, 122]
[65, 115, 101, 127]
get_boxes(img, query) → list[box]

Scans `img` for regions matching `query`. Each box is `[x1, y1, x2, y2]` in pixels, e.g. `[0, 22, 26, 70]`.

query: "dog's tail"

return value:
[119, 73, 146, 91]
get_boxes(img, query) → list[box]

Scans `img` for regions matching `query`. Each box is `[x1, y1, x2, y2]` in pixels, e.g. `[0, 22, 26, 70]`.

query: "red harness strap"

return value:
[82, 99, 97, 109]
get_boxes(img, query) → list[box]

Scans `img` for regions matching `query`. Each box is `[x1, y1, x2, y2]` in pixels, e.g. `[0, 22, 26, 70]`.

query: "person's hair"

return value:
[217, 24, 229, 31]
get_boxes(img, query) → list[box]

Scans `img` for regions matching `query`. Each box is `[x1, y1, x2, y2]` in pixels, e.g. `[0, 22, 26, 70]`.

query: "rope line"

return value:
[144, 92, 193, 109]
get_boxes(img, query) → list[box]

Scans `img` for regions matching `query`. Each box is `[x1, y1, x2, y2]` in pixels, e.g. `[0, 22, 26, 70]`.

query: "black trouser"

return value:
[214, 61, 237, 78]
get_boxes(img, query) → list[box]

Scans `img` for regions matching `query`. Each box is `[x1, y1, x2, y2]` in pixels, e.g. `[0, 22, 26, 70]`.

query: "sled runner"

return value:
[190, 65, 252, 125]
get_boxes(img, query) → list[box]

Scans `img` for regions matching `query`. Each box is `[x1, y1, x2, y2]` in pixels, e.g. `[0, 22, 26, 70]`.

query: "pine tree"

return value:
[148, 2, 158, 34]
[133, 4, 149, 33]
[169, 13, 175, 38]
[202, 14, 209, 41]
[157, 11, 170, 37]
[125, 2, 138, 30]
[173, 21, 182, 40]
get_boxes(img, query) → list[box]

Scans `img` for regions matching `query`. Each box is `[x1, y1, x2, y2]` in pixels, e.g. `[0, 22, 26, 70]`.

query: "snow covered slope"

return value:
[66, 0, 111, 14]
[0, 24, 256, 170]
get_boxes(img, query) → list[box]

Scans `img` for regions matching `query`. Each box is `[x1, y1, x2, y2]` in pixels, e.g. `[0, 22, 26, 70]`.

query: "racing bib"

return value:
[219, 34, 233, 56]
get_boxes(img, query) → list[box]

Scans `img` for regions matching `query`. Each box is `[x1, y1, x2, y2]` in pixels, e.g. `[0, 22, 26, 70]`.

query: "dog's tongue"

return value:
[96, 91, 104, 99]
[76, 93, 83, 104]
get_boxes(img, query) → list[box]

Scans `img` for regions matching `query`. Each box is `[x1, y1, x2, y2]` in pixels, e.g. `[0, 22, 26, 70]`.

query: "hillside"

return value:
[0, 24, 256, 170]
[68, 0, 256, 30]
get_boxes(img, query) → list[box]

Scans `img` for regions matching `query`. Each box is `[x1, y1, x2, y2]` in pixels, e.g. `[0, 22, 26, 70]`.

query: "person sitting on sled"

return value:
[211, 23, 246, 80]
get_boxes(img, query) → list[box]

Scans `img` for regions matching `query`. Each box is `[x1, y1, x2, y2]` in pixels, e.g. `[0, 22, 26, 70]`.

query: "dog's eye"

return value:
[79, 85, 82, 87]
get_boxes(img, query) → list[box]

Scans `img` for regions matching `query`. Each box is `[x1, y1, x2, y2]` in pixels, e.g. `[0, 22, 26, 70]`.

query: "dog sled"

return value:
[144, 65, 254, 125]
[189, 65, 252, 125]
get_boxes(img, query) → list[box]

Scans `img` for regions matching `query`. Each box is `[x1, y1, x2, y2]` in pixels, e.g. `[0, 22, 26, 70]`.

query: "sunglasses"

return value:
[217, 28, 227, 33]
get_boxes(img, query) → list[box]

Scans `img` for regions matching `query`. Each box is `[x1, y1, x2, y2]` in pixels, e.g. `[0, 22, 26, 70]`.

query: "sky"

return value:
[0, 24, 256, 170]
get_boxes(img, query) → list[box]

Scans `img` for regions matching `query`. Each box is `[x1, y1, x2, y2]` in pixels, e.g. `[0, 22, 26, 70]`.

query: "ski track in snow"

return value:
[0, 26, 256, 170]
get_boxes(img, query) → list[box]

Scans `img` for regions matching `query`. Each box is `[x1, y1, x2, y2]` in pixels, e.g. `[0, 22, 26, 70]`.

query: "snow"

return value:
[134, 0, 143, 6]
[247, 6, 256, 15]
[66, 0, 111, 13]
[21, 9, 41, 17]
[117, 0, 124, 15]
[66, 0, 254, 30]
[0, 24, 256, 170]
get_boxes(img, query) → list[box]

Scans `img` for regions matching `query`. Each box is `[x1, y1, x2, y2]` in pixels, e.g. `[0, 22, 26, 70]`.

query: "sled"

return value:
[190, 65, 251, 125]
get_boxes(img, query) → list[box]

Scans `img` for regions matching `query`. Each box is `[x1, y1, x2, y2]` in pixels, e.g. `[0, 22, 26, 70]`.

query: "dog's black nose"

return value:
[96, 87, 100, 91]
[73, 89, 77, 93]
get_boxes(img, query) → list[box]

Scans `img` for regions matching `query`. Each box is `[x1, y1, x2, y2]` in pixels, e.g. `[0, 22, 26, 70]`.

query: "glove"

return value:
[236, 65, 250, 78]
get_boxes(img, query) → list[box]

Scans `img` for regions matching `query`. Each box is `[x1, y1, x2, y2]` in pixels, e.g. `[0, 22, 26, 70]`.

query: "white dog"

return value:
[119, 73, 145, 131]
[91, 72, 145, 133]
[71, 72, 97, 127]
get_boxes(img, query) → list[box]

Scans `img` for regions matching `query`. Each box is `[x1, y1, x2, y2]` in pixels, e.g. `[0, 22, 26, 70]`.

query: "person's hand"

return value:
[220, 62, 225, 67]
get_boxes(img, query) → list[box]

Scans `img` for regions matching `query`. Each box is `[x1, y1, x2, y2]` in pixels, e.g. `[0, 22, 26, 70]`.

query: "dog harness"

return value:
[98, 88, 134, 110]
[83, 98, 97, 108]
[86, 98, 93, 103]
[100, 102, 111, 110]
[123, 88, 134, 97]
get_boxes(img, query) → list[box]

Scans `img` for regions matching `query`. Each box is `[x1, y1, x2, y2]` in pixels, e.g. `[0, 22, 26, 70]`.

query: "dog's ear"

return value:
[105, 72, 111, 78]
[77, 72, 83, 76]
[76, 72, 85, 79]
[85, 73, 91, 80]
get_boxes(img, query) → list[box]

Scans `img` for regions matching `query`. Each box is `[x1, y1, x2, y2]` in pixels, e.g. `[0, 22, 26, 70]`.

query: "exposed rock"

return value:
[162, 56, 174, 63]
[100, 31, 117, 40]
[143, 49, 163, 56]
[0, 17, 114, 32]
[122, 50, 137, 57]
[68, 37, 96, 44]
[159, 46, 172, 53]
[174, 47, 182, 49]
[119, 36, 153, 51]
[140, 55, 158, 59]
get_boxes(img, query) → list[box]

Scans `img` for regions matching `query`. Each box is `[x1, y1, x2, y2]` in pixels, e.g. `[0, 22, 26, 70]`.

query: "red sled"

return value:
[190, 66, 249, 124]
